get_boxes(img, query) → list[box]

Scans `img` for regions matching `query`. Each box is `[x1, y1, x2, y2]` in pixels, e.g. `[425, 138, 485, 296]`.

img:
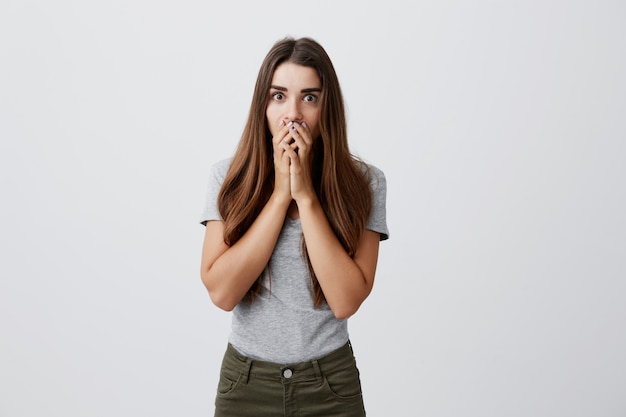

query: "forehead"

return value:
[271, 62, 321, 88]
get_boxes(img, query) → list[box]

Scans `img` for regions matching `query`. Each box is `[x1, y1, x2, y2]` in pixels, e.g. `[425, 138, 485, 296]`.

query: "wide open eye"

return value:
[271, 92, 285, 101]
[303, 94, 318, 103]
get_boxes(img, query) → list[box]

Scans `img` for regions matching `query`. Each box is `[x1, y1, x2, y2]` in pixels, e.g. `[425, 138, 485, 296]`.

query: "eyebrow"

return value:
[270, 85, 322, 93]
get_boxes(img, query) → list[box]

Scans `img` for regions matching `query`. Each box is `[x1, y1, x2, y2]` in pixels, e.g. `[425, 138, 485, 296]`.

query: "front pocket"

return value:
[323, 363, 363, 400]
[217, 365, 243, 396]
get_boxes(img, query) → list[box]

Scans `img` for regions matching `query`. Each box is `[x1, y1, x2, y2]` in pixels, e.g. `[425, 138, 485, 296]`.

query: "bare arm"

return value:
[200, 194, 290, 311]
[298, 200, 381, 319]
[200, 123, 295, 311]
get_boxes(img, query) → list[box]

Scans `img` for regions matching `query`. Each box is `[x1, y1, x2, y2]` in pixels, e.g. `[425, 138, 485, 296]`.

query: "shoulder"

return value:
[356, 160, 389, 240]
[356, 160, 386, 191]
[366, 163, 386, 181]
[203, 157, 233, 191]
[355, 158, 385, 178]
[207, 157, 233, 181]
[211, 157, 233, 174]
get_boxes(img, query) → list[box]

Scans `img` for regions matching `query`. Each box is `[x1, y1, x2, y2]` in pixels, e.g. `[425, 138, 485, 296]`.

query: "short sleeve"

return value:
[366, 164, 390, 241]
[199, 158, 232, 225]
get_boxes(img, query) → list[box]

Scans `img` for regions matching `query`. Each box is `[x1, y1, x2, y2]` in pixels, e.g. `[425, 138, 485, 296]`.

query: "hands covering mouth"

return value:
[272, 119, 315, 203]
[278, 120, 308, 151]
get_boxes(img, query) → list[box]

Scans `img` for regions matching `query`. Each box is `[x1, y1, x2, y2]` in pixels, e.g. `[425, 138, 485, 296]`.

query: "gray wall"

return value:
[1, 1, 624, 416]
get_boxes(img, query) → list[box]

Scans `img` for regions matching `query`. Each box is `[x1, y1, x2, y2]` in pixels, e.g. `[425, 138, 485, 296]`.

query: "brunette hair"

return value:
[217, 37, 372, 307]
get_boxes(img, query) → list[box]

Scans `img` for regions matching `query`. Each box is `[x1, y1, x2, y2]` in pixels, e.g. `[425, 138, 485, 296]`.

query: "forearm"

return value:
[202, 193, 290, 310]
[297, 197, 373, 319]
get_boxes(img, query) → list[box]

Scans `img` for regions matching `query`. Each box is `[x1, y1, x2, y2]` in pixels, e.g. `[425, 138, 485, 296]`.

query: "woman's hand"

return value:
[281, 121, 316, 203]
[272, 120, 294, 202]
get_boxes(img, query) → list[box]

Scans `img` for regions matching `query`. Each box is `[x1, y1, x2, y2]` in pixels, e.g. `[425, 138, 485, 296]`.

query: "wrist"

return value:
[294, 193, 318, 210]
[270, 190, 292, 208]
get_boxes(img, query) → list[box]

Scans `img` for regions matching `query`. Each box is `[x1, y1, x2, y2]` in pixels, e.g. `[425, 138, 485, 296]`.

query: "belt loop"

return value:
[312, 359, 323, 383]
[243, 358, 252, 384]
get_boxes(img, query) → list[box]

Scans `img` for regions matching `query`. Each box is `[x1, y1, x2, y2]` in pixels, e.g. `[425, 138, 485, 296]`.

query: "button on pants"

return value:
[213, 341, 367, 417]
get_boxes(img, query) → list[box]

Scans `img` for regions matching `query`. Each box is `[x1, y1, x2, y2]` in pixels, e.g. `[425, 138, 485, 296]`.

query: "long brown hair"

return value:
[217, 37, 372, 307]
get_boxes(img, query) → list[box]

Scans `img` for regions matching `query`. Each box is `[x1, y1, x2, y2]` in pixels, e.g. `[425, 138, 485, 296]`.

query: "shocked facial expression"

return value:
[266, 62, 322, 140]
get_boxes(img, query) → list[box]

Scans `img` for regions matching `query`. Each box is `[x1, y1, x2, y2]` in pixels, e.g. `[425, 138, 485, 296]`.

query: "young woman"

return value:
[199, 37, 389, 417]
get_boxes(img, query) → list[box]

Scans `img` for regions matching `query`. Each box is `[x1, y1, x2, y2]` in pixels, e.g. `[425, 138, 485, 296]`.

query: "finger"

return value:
[281, 139, 298, 157]
[273, 130, 292, 148]
[288, 125, 307, 150]
[292, 121, 312, 145]
[273, 120, 295, 146]
[273, 139, 287, 164]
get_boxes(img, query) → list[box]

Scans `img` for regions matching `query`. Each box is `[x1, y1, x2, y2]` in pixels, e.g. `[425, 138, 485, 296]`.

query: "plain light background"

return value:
[1, 1, 624, 416]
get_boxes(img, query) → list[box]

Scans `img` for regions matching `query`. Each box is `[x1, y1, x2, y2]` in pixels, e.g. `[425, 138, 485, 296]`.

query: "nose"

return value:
[285, 98, 302, 122]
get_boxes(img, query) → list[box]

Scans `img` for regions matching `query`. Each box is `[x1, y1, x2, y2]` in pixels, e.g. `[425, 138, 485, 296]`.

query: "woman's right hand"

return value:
[272, 120, 293, 202]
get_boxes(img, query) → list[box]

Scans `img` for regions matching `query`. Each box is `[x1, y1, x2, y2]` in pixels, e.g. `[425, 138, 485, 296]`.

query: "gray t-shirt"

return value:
[200, 157, 389, 363]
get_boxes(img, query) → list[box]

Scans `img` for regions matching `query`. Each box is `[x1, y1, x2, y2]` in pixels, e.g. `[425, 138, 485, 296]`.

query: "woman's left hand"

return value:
[281, 121, 315, 203]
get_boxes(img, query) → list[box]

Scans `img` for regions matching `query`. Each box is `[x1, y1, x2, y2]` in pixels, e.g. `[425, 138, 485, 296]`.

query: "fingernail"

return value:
[302, 122, 307, 128]
[287, 121, 293, 127]
[279, 120, 285, 127]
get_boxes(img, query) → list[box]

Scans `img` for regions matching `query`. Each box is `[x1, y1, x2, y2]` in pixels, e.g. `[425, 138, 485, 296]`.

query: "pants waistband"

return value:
[223, 341, 355, 383]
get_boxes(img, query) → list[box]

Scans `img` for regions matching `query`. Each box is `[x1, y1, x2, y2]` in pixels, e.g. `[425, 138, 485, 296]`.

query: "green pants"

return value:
[214, 341, 367, 417]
